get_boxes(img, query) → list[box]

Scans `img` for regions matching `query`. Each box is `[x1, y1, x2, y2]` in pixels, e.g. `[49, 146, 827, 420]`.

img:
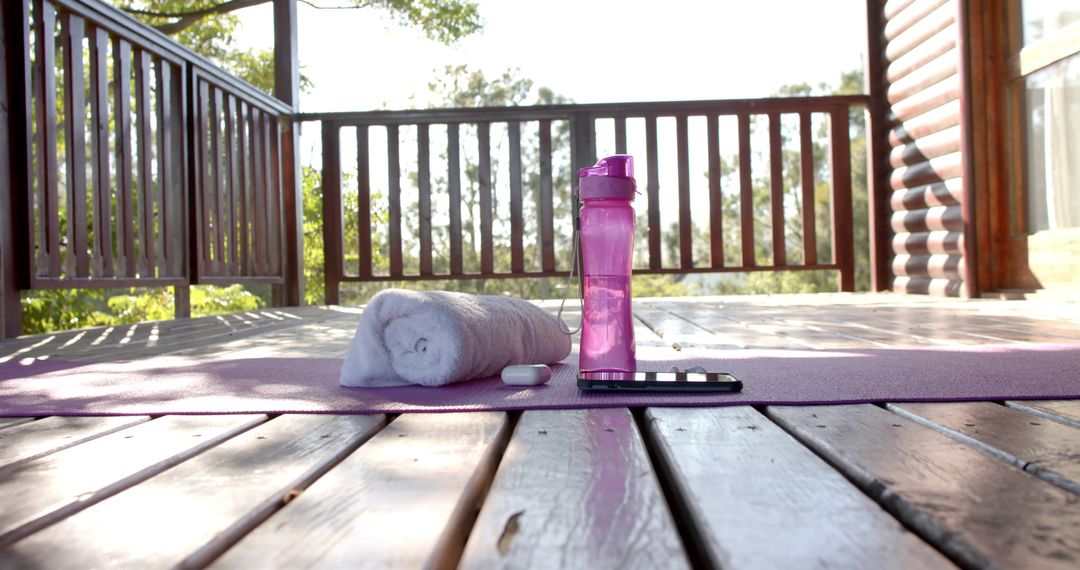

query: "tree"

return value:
[112, 0, 481, 94]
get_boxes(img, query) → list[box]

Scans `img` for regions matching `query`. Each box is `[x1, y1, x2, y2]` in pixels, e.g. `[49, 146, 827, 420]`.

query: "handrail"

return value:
[299, 95, 870, 124]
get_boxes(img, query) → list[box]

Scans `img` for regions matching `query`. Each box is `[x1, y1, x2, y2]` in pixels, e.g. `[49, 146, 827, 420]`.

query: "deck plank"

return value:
[1006, 400, 1080, 429]
[3, 414, 385, 568]
[0, 416, 150, 470]
[459, 409, 688, 569]
[0, 414, 265, 548]
[0, 418, 36, 431]
[644, 406, 953, 569]
[889, 401, 1080, 494]
[634, 304, 743, 350]
[768, 404, 1080, 569]
[212, 412, 510, 569]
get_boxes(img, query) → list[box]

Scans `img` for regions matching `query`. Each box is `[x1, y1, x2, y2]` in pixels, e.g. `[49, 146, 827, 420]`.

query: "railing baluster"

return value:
[829, 107, 855, 292]
[209, 87, 223, 273]
[264, 112, 280, 274]
[33, 0, 60, 277]
[707, 114, 723, 269]
[614, 116, 627, 155]
[645, 115, 660, 270]
[769, 112, 786, 267]
[249, 106, 264, 277]
[321, 122, 341, 304]
[508, 121, 524, 273]
[114, 38, 134, 277]
[539, 119, 555, 272]
[356, 125, 372, 278]
[62, 13, 88, 277]
[387, 124, 402, 277]
[447, 123, 462, 275]
[197, 80, 211, 277]
[800, 111, 817, 265]
[738, 113, 754, 267]
[676, 114, 692, 269]
[417, 123, 432, 275]
[154, 59, 172, 276]
[236, 99, 250, 275]
[478, 122, 493, 274]
[89, 25, 111, 277]
[237, 100, 251, 276]
[167, 62, 183, 278]
[135, 49, 153, 277]
[224, 94, 238, 276]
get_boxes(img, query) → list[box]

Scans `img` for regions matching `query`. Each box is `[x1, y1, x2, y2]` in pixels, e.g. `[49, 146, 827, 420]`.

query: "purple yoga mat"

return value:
[2, 344, 1079, 416]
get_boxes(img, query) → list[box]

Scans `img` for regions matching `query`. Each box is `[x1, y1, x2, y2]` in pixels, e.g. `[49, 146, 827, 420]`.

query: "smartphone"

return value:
[577, 371, 743, 393]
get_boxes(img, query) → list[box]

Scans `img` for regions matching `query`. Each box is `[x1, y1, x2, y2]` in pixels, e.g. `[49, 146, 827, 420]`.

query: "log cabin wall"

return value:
[869, 0, 980, 297]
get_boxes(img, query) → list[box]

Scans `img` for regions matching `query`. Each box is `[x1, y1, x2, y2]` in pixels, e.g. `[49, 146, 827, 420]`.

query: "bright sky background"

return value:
[235, 0, 868, 111]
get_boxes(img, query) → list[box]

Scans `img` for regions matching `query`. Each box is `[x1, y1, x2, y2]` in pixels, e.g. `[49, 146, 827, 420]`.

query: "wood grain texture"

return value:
[633, 304, 743, 350]
[3, 415, 385, 569]
[0, 414, 265, 547]
[508, 121, 524, 273]
[768, 404, 1080, 569]
[707, 114, 723, 267]
[645, 406, 952, 569]
[1005, 401, 1080, 430]
[738, 113, 754, 267]
[459, 409, 688, 570]
[62, 13, 89, 277]
[0, 415, 149, 470]
[0, 418, 36, 431]
[212, 412, 510, 569]
[889, 401, 1080, 494]
[447, 123, 463, 274]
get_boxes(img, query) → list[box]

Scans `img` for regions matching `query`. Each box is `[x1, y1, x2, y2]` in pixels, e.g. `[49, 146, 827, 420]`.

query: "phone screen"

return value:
[577, 371, 743, 393]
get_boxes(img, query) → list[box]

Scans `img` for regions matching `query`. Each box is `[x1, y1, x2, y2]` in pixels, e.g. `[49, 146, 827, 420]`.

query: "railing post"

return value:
[274, 0, 303, 306]
[0, 0, 32, 338]
[865, 0, 891, 292]
[321, 122, 342, 305]
[830, 106, 856, 292]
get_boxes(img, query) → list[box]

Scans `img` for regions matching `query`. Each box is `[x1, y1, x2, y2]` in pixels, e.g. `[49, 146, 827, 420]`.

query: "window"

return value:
[1016, 2, 1080, 231]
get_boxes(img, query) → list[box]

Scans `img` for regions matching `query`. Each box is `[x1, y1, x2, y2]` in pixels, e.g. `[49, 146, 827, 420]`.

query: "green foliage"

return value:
[108, 289, 176, 324]
[191, 284, 264, 315]
[21, 290, 114, 334]
[22, 285, 264, 334]
[113, 0, 481, 95]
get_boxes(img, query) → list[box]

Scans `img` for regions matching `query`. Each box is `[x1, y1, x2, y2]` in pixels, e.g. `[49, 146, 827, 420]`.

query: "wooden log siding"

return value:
[307, 97, 864, 303]
[869, 0, 973, 297]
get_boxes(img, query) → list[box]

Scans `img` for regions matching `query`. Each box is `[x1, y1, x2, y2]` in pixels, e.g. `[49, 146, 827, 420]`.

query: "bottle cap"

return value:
[577, 155, 637, 200]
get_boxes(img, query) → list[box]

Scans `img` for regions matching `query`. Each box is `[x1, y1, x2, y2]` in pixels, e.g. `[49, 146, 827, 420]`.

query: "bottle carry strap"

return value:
[556, 227, 583, 336]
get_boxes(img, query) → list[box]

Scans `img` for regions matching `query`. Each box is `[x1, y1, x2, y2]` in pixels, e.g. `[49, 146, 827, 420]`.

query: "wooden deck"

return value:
[1, 293, 1080, 568]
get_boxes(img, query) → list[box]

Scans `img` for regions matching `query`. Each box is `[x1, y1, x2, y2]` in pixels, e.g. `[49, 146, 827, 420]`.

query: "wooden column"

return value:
[0, 0, 31, 338]
[274, 0, 304, 306]
[864, 0, 891, 292]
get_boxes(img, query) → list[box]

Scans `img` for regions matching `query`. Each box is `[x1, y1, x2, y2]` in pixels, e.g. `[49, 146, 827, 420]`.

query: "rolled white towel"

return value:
[340, 289, 572, 387]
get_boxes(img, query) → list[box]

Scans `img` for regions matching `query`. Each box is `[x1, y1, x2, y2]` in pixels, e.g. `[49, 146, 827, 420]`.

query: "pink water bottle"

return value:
[577, 155, 637, 372]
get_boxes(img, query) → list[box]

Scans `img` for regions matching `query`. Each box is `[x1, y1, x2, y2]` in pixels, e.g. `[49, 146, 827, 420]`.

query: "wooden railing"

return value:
[306, 96, 865, 304]
[1, 0, 297, 336]
[189, 62, 292, 284]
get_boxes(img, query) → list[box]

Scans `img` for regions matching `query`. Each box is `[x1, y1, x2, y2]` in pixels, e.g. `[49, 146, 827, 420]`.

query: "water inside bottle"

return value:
[580, 275, 636, 372]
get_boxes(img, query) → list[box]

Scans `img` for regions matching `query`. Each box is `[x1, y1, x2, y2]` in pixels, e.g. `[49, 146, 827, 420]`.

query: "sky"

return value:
[234, 0, 868, 112]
